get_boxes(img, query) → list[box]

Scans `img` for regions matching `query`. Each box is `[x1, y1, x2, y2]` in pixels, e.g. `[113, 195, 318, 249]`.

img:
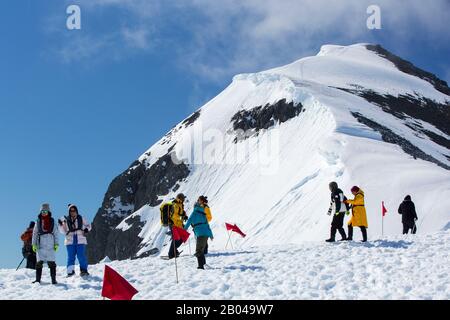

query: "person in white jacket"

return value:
[32, 203, 59, 284]
[58, 204, 91, 277]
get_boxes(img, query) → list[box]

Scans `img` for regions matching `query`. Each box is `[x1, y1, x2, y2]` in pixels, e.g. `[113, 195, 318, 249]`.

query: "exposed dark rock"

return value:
[87, 152, 190, 264]
[366, 44, 450, 96]
[231, 99, 303, 142]
[351, 112, 449, 170]
[182, 110, 201, 127]
[86, 161, 146, 264]
[104, 215, 145, 261]
[338, 88, 450, 151]
[134, 153, 190, 208]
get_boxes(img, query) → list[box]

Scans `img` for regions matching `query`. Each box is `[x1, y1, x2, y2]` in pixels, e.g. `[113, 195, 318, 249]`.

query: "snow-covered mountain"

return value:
[86, 43, 450, 264]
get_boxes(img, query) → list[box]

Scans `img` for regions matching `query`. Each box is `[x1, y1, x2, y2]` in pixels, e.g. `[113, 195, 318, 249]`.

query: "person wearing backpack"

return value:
[398, 195, 418, 234]
[325, 182, 348, 242]
[161, 193, 188, 259]
[20, 221, 37, 269]
[58, 204, 91, 277]
[344, 186, 368, 242]
[184, 196, 213, 269]
[31, 203, 59, 284]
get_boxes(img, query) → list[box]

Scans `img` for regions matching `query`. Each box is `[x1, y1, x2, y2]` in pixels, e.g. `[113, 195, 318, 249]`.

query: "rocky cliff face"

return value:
[86, 131, 191, 264]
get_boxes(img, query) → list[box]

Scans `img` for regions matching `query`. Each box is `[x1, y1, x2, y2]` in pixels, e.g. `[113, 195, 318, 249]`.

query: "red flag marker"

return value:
[225, 223, 246, 238]
[101, 265, 138, 300]
[382, 201, 388, 217]
[172, 226, 190, 243]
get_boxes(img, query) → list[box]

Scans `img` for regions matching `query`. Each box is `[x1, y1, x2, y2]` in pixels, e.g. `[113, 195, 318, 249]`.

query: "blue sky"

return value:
[1, 0, 449, 268]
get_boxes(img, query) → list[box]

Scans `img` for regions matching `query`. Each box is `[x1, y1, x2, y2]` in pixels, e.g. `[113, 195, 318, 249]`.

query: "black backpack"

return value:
[160, 202, 174, 226]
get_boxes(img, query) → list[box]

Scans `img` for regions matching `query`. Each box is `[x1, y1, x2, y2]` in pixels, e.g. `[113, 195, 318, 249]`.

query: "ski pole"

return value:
[173, 239, 179, 284]
[188, 236, 192, 255]
[16, 256, 26, 271]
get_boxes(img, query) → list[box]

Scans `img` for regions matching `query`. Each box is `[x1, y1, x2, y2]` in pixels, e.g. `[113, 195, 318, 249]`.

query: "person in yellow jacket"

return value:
[344, 186, 368, 242]
[167, 193, 188, 259]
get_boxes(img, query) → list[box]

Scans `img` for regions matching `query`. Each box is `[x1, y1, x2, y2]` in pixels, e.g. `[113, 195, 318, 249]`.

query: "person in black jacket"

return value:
[398, 195, 418, 234]
[325, 182, 348, 242]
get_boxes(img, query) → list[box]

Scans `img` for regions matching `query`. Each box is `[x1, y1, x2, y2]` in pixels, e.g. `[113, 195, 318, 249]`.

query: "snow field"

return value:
[1, 231, 449, 300]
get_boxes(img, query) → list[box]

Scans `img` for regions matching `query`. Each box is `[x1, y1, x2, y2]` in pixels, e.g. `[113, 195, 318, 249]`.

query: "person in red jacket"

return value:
[20, 221, 37, 269]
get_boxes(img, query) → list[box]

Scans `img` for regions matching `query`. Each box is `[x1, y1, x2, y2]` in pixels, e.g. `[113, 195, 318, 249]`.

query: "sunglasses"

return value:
[41, 210, 49, 214]
[69, 210, 77, 213]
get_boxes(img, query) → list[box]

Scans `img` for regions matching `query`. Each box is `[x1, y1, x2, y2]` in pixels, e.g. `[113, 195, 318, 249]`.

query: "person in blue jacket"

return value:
[184, 196, 213, 269]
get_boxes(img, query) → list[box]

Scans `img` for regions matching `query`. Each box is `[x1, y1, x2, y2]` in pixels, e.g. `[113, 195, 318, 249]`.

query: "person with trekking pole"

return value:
[19, 221, 37, 270]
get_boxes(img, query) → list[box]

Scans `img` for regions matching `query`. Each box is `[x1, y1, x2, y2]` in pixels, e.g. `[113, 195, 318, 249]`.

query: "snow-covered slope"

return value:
[87, 43, 450, 263]
[3, 231, 450, 299]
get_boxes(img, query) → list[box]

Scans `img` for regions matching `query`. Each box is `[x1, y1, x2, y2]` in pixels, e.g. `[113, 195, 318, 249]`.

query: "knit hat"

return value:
[199, 195, 208, 204]
[351, 186, 360, 193]
[40, 203, 50, 212]
[176, 193, 186, 201]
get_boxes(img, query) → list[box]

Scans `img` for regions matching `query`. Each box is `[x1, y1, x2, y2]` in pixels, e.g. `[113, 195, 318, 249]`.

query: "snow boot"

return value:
[346, 225, 353, 241]
[197, 255, 206, 269]
[49, 263, 57, 285]
[33, 267, 42, 284]
[67, 271, 75, 278]
[80, 269, 90, 277]
[326, 227, 336, 242]
[338, 228, 347, 241]
[361, 227, 367, 242]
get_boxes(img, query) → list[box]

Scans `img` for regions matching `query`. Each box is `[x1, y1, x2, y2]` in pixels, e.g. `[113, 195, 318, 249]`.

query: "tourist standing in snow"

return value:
[20, 221, 36, 269]
[184, 196, 213, 269]
[398, 195, 418, 234]
[344, 186, 368, 242]
[58, 204, 91, 277]
[325, 182, 348, 242]
[166, 193, 188, 259]
[31, 203, 59, 284]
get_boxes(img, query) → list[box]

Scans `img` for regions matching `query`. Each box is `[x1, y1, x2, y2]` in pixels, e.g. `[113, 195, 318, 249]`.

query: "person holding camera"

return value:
[58, 204, 91, 277]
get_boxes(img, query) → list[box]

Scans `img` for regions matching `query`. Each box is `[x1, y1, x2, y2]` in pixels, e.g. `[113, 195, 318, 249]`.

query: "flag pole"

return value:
[225, 230, 232, 250]
[230, 233, 234, 250]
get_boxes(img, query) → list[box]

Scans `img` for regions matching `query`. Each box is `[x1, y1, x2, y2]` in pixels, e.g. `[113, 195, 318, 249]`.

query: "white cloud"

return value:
[49, 0, 450, 81]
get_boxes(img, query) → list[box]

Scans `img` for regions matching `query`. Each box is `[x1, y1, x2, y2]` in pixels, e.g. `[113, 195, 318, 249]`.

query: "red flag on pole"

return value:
[101, 265, 138, 300]
[382, 201, 388, 217]
[172, 226, 190, 243]
[225, 223, 246, 238]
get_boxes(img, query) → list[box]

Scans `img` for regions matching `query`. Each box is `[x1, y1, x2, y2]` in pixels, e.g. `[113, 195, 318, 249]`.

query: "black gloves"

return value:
[83, 228, 89, 233]
[183, 215, 188, 222]
[58, 219, 63, 226]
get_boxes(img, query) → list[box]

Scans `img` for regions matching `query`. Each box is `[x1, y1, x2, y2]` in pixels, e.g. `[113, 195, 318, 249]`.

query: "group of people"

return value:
[19, 203, 91, 284]
[19, 184, 419, 278]
[326, 181, 419, 242]
[160, 193, 214, 270]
